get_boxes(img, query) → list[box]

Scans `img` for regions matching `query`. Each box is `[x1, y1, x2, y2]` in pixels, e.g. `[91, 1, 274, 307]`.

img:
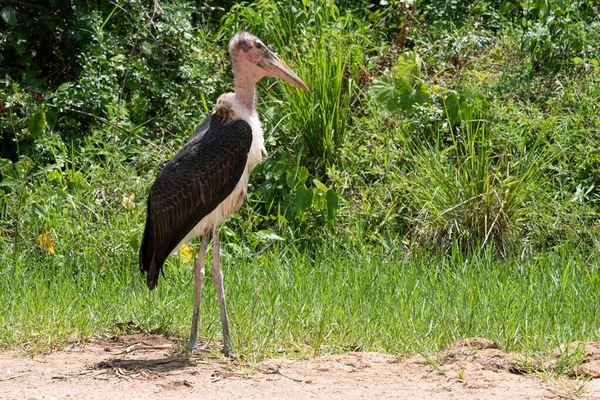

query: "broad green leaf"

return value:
[0, 177, 20, 190]
[46, 110, 58, 128]
[325, 189, 339, 220]
[312, 179, 328, 193]
[1, 6, 16, 27]
[57, 83, 71, 93]
[286, 169, 296, 189]
[369, 73, 399, 114]
[295, 188, 313, 212]
[443, 93, 460, 123]
[397, 80, 430, 112]
[444, 93, 471, 124]
[413, 82, 430, 105]
[14, 157, 32, 180]
[28, 109, 46, 137]
[393, 51, 420, 85]
[128, 233, 140, 251]
[296, 166, 309, 188]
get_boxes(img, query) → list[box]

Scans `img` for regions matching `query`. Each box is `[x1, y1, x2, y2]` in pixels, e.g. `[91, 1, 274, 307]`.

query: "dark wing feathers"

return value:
[139, 115, 253, 289]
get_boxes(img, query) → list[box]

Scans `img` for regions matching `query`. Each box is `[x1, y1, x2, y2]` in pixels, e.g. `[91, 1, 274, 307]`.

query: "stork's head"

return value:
[229, 32, 308, 91]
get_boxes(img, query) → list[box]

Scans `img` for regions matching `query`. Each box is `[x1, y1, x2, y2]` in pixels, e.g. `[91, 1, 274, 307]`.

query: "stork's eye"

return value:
[255, 42, 263, 49]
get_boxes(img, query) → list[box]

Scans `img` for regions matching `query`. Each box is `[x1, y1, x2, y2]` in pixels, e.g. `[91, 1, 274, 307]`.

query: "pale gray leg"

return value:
[211, 225, 232, 357]
[189, 232, 210, 352]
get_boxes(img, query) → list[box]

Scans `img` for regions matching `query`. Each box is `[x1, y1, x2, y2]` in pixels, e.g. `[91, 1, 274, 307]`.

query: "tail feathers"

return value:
[140, 246, 164, 290]
[139, 217, 163, 290]
[146, 258, 160, 290]
[140, 244, 164, 290]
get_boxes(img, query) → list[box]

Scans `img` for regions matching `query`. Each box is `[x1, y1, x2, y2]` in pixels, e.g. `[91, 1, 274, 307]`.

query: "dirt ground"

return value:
[2, 335, 600, 399]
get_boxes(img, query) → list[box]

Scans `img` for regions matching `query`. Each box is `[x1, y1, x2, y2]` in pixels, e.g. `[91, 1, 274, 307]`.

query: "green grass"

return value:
[2, 229, 600, 360]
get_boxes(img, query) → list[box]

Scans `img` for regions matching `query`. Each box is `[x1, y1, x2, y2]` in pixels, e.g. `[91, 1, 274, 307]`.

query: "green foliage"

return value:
[1, 0, 228, 162]
[371, 52, 430, 114]
[27, 108, 46, 137]
[518, 0, 600, 71]
[406, 113, 547, 255]
[1, 6, 17, 27]
[399, 52, 425, 109]
[245, 148, 340, 237]
[419, 0, 507, 29]
[278, 34, 357, 166]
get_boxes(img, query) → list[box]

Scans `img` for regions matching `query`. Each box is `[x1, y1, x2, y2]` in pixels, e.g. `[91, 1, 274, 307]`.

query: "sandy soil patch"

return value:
[1, 335, 599, 399]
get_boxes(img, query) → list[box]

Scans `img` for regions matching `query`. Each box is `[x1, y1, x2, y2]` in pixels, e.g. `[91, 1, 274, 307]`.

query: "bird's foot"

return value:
[222, 345, 236, 360]
[191, 346, 210, 354]
[189, 341, 210, 354]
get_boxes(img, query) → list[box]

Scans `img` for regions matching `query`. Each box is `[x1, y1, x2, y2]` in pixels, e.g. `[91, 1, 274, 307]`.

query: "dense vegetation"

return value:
[1, 0, 600, 360]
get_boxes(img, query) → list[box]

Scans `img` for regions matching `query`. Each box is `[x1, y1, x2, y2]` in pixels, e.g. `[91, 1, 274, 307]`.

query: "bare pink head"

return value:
[229, 32, 308, 92]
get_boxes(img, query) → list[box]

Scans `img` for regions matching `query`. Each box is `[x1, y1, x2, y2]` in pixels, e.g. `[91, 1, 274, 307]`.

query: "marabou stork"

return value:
[139, 32, 308, 356]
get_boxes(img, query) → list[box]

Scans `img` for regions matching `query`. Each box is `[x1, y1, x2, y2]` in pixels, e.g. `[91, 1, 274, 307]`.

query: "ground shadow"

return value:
[96, 357, 192, 373]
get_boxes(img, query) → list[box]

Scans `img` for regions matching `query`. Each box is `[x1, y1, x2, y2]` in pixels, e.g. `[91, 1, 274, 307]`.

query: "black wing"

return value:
[139, 114, 253, 289]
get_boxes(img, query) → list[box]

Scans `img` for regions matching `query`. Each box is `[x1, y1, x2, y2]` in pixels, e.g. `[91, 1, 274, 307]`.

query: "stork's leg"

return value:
[211, 225, 232, 357]
[189, 232, 210, 352]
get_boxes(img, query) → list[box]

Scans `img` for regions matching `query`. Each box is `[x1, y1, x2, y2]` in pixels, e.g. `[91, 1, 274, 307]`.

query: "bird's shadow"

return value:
[95, 356, 192, 373]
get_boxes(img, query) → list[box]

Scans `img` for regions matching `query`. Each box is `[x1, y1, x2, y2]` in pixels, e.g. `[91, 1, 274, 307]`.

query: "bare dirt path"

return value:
[1, 335, 599, 399]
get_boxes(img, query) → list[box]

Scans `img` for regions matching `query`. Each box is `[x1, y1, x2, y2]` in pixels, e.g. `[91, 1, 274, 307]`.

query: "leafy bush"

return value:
[1, 0, 228, 164]
[406, 104, 548, 255]
[370, 51, 430, 115]
[517, 0, 600, 72]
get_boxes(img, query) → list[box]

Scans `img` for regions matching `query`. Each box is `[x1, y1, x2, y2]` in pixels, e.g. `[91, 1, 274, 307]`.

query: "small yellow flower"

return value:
[36, 233, 55, 254]
[180, 244, 193, 262]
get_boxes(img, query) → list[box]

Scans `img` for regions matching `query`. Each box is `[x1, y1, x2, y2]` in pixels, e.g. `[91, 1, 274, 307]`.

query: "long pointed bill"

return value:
[257, 51, 309, 91]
